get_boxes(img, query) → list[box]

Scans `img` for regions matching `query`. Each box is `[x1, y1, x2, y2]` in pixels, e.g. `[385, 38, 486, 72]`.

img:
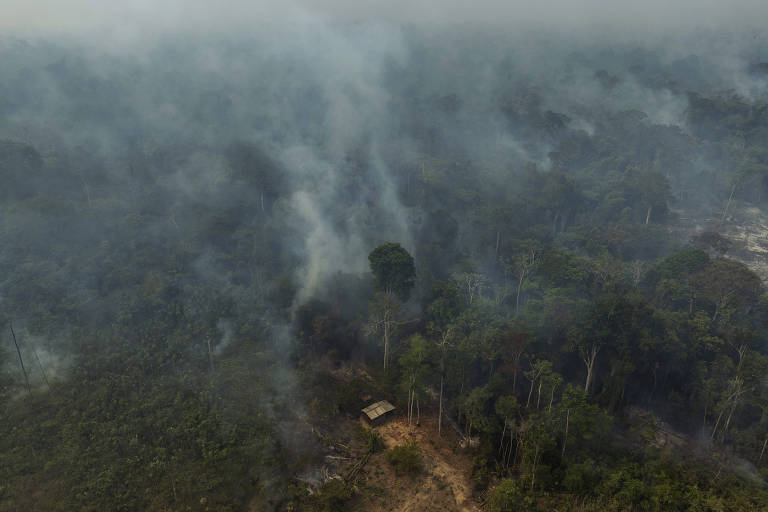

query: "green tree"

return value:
[692, 259, 761, 324]
[399, 334, 431, 429]
[519, 415, 555, 491]
[462, 385, 495, 438]
[426, 281, 462, 436]
[556, 384, 612, 459]
[367, 291, 408, 371]
[368, 243, 416, 301]
[367, 243, 416, 371]
[495, 395, 520, 468]
[487, 479, 526, 511]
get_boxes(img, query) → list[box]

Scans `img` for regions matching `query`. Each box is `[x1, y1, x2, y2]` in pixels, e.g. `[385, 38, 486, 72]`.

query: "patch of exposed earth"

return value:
[672, 202, 768, 282]
[347, 414, 480, 512]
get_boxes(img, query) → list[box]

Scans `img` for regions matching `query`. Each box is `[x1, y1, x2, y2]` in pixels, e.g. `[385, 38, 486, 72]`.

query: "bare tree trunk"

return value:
[407, 389, 410, 427]
[10, 322, 30, 393]
[438, 375, 444, 436]
[27, 335, 50, 390]
[736, 344, 747, 372]
[416, 396, 420, 426]
[81, 178, 92, 209]
[383, 312, 391, 371]
[530, 445, 539, 491]
[527, 378, 535, 408]
[720, 181, 737, 225]
[504, 432, 512, 468]
[645, 205, 652, 225]
[516, 273, 524, 313]
[499, 420, 507, 454]
[549, 384, 556, 412]
[583, 344, 600, 393]
[711, 409, 725, 440]
[759, 437, 768, 466]
[506, 428, 515, 468]
[721, 403, 737, 442]
[536, 379, 543, 409]
[513, 435, 522, 469]
[512, 367, 518, 394]
[512, 350, 524, 395]
[689, 288, 695, 316]
[585, 361, 594, 393]
[516, 250, 536, 313]
[408, 389, 413, 429]
[562, 408, 569, 458]
[435, 330, 451, 437]
[206, 337, 215, 374]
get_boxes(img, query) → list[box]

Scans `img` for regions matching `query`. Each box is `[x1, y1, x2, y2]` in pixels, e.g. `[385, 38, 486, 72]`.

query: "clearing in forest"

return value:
[347, 414, 480, 512]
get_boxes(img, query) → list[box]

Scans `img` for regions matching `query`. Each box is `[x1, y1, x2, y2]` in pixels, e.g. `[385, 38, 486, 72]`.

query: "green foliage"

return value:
[562, 459, 601, 494]
[368, 243, 416, 301]
[426, 281, 462, 331]
[495, 395, 519, 421]
[487, 478, 526, 511]
[557, 384, 612, 455]
[692, 259, 762, 321]
[384, 441, 422, 476]
[317, 479, 351, 512]
[399, 335, 432, 405]
[462, 385, 497, 435]
[645, 247, 709, 284]
[358, 426, 384, 454]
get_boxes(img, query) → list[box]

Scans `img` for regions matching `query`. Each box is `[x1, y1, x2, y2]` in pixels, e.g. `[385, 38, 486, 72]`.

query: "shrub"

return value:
[384, 441, 422, 476]
[487, 479, 525, 512]
[358, 427, 384, 454]
[318, 478, 350, 512]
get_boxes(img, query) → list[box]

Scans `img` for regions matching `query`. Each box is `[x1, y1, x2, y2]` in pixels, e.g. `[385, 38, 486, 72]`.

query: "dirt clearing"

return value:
[347, 414, 480, 512]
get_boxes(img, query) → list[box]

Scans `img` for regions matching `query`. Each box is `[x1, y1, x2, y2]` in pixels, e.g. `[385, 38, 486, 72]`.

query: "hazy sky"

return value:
[2, 0, 768, 36]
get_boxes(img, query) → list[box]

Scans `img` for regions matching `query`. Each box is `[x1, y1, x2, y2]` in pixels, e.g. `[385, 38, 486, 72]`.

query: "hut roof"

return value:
[362, 400, 396, 421]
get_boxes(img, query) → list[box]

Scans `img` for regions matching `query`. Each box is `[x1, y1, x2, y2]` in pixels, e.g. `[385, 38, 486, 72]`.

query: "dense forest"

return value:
[3, 17, 768, 512]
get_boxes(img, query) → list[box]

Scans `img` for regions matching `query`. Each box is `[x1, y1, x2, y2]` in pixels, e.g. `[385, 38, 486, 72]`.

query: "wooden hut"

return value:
[361, 400, 396, 426]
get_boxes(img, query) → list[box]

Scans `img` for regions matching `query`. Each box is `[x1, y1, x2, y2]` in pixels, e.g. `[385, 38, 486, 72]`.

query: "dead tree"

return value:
[434, 326, 453, 436]
[10, 322, 30, 393]
[453, 272, 485, 306]
[206, 336, 215, 374]
[366, 292, 415, 371]
[516, 249, 537, 313]
[26, 334, 50, 390]
[579, 342, 601, 394]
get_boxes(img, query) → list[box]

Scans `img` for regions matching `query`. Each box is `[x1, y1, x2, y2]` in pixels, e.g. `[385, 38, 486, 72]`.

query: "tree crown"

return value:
[368, 242, 416, 301]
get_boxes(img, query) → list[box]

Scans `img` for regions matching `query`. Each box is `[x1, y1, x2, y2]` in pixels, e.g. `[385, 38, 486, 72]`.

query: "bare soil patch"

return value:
[347, 414, 480, 512]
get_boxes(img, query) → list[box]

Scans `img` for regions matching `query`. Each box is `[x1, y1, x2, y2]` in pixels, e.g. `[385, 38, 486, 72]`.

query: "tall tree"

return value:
[368, 242, 416, 301]
[400, 335, 431, 430]
[367, 291, 409, 371]
[426, 281, 462, 436]
[367, 243, 417, 370]
[568, 326, 602, 394]
[692, 259, 761, 324]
